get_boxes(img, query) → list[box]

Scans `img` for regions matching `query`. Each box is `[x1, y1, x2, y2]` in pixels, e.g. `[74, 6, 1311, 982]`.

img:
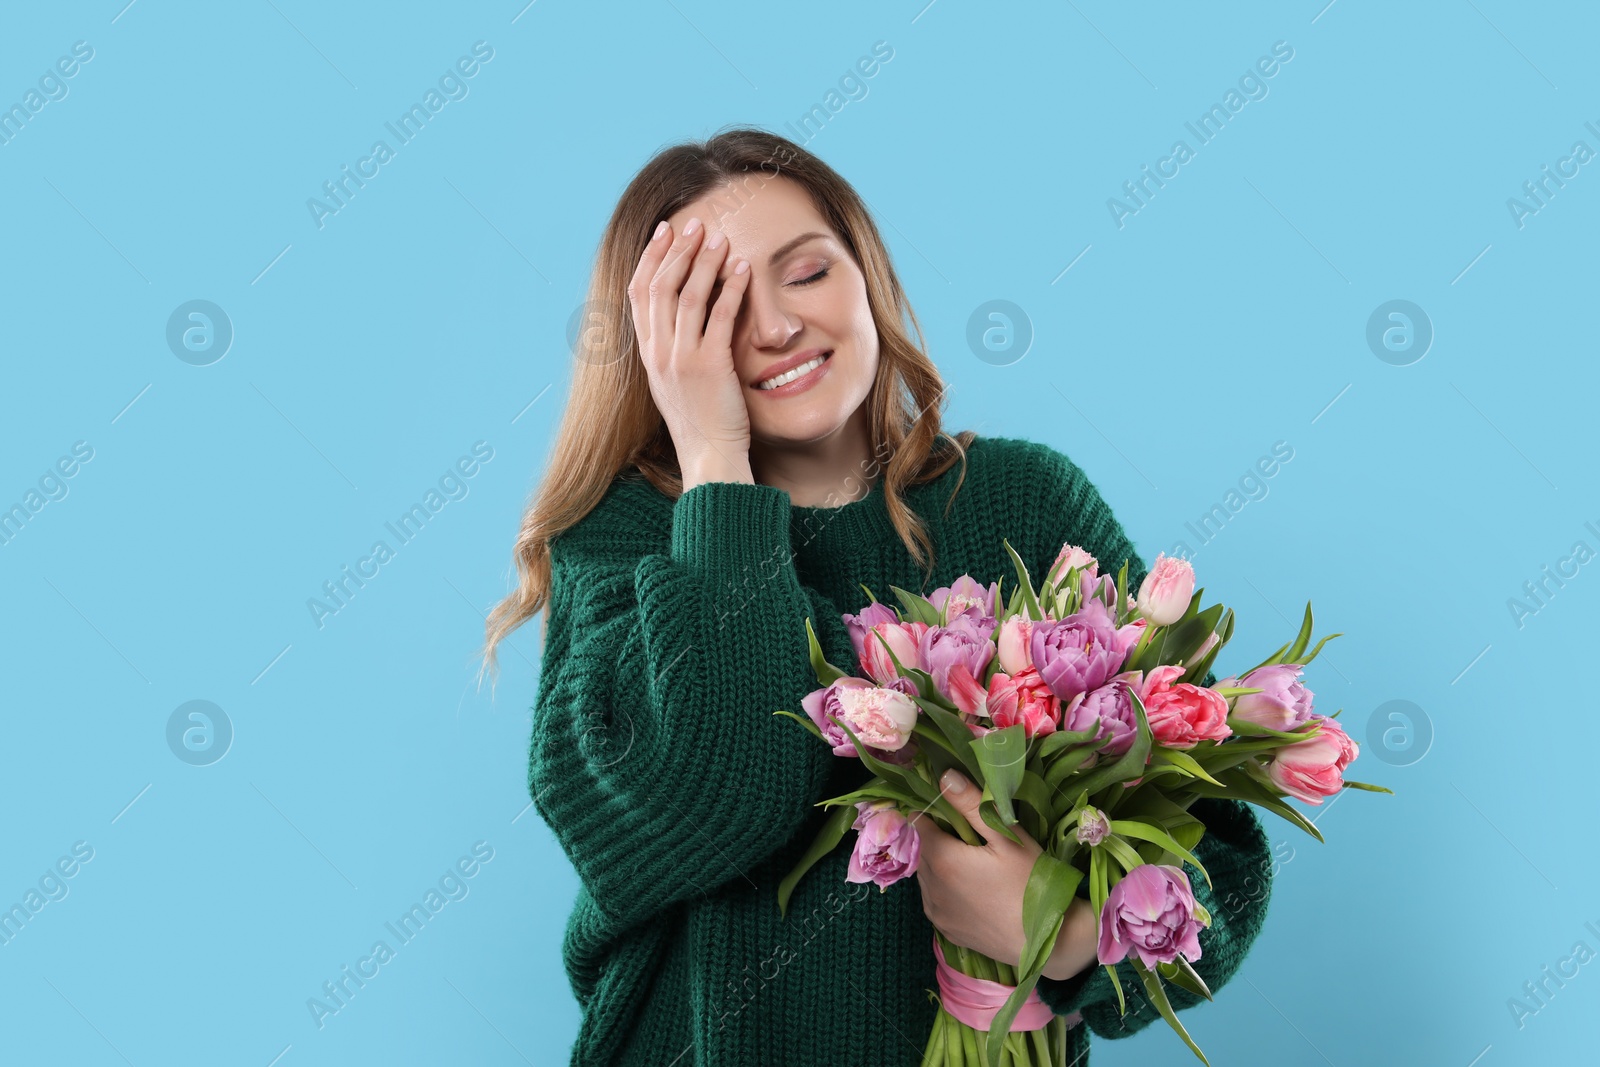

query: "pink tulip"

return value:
[1136, 664, 1231, 749]
[833, 684, 921, 753]
[1135, 553, 1195, 627]
[987, 667, 1061, 739]
[1266, 714, 1358, 804]
[996, 616, 1039, 675]
[802, 676, 919, 759]
[860, 621, 928, 685]
[1097, 863, 1208, 969]
[1048, 543, 1100, 585]
[847, 801, 920, 890]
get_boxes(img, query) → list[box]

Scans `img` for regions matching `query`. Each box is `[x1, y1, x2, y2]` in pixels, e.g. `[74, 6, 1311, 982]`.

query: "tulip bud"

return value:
[1135, 553, 1195, 627]
[1075, 806, 1111, 846]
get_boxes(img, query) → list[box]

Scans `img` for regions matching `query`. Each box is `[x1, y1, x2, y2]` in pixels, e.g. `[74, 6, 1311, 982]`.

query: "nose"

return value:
[739, 277, 801, 351]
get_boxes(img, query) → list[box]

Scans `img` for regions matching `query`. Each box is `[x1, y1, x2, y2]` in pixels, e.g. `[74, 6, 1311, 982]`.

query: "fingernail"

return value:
[652, 220, 668, 241]
[684, 216, 701, 236]
[941, 769, 966, 793]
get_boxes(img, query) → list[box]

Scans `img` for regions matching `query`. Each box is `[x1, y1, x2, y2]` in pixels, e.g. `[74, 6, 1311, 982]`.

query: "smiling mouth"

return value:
[754, 351, 832, 390]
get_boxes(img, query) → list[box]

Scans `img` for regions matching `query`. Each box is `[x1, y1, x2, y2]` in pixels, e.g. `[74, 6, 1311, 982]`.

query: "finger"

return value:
[649, 217, 705, 366]
[673, 227, 732, 350]
[628, 220, 673, 350]
[935, 768, 997, 846]
[700, 255, 750, 356]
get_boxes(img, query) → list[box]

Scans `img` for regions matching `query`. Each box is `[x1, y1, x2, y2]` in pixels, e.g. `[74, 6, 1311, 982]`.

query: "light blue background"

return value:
[2, 1, 1594, 1064]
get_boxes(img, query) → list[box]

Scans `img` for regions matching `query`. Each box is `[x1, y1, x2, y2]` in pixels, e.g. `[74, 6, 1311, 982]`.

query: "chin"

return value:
[753, 409, 853, 445]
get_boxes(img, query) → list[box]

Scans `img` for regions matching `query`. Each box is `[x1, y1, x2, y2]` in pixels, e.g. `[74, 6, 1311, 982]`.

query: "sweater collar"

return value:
[788, 472, 897, 553]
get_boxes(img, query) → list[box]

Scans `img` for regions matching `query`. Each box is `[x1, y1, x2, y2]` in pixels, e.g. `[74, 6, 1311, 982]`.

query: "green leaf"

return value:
[889, 584, 943, 626]
[1300, 630, 1344, 668]
[910, 695, 980, 777]
[805, 616, 845, 685]
[1156, 603, 1224, 672]
[1186, 767, 1326, 844]
[1340, 779, 1395, 794]
[1284, 602, 1315, 663]
[910, 717, 957, 757]
[827, 715, 937, 807]
[981, 852, 1084, 1064]
[1100, 834, 1146, 874]
[1042, 740, 1100, 799]
[771, 708, 825, 742]
[816, 781, 922, 811]
[1134, 958, 1212, 1065]
[1149, 747, 1226, 788]
[857, 582, 878, 605]
[1014, 770, 1055, 829]
[1236, 640, 1292, 680]
[1036, 724, 1104, 761]
[971, 724, 1028, 825]
[978, 798, 1024, 846]
[1002, 538, 1043, 621]
[777, 802, 854, 918]
[1165, 953, 1214, 1002]
[1105, 962, 1127, 1016]
[1224, 716, 1324, 742]
[1109, 820, 1211, 890]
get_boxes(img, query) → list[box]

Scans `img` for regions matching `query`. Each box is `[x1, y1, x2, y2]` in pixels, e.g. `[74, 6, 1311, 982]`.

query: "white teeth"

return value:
[756, 353, 829, 389]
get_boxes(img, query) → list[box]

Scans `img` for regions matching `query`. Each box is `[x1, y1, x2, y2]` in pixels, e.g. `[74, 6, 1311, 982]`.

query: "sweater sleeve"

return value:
[528, 480, 852, 933]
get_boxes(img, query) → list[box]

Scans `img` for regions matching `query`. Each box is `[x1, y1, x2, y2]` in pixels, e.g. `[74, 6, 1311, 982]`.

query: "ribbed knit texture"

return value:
[529, 434, 1274, 1066]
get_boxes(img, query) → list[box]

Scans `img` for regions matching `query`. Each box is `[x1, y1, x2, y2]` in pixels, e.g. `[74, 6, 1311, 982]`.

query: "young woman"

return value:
[481, 127, 1273, 1066]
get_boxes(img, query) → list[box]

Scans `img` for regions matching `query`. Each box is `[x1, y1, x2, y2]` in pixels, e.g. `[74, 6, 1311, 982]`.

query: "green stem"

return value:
[962, 1021, 984, 1067]
[946, 1004, 965, 1067]
[1028, 1025, 1051, 1066]
[923, 1008, 946, 1067]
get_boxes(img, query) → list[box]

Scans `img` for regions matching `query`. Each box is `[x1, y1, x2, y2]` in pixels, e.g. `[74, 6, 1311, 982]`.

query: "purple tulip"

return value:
[1097, 863, 1208, 969]
[843, 602, 900, 664]
[846, 801, 920, 890]
[1063, 677, 1140, 758]
[929, 575, 999, 625]
[1029, 597, 1123, 705]
[1222, 663, 1315, 732]
[918, 616, 996, 704]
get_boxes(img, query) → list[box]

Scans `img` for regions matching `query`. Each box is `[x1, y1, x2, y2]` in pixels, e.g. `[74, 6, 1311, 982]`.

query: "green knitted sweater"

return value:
[529, 434, 1273, 1066]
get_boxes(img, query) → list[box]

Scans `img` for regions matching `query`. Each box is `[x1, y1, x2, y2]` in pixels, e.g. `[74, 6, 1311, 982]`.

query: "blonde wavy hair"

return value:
[478, 125, 975, 690]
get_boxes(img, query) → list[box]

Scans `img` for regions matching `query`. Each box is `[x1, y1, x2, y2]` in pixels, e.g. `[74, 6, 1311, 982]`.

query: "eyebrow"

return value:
[716, 231, 830, 284]
[767, 231, 830, 264]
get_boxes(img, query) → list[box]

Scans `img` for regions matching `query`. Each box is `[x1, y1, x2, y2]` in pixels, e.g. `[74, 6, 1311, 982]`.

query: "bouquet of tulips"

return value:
[774, 542, 1391, 1066]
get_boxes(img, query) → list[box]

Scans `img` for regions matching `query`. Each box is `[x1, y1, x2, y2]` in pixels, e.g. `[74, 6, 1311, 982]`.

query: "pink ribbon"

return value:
[931, 934, 1080, 1032]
